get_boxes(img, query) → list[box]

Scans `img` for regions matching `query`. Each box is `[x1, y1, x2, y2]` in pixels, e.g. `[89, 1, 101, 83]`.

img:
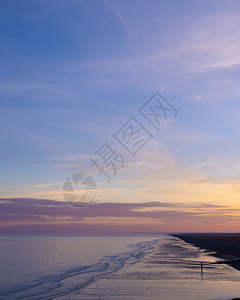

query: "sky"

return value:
[0, 0, 240, 233]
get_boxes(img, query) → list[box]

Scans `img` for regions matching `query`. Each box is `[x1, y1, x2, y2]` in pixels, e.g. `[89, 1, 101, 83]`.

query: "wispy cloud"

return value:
[62, 3, 240, 103]
[1, 0, 240, 232]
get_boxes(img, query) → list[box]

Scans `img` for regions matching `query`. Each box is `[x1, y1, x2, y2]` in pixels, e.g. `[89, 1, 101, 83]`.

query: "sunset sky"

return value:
[1, 0, 240, 233]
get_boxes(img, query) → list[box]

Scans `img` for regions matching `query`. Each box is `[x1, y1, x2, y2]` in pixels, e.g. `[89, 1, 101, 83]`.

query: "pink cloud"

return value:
[0, 198, 239, 234]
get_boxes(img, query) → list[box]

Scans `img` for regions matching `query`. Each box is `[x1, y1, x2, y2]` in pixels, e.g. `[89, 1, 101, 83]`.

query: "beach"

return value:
[62, 235, 240, 300]
[1, 234, 240, 299]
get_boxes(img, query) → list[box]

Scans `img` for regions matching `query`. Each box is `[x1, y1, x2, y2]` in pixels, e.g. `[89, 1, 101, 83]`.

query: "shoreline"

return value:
[2, 234, 240, 299]
[173, 233, 240, 272]
[62, 235, 240, 300]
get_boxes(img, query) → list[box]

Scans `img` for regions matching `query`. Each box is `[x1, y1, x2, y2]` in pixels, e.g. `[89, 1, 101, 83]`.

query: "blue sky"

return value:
[0, 0, 240, 219]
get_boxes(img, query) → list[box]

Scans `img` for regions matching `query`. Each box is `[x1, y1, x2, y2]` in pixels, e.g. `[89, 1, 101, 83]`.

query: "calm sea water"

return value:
[2, 234, 240, 300]
[0, 234, 163, 299]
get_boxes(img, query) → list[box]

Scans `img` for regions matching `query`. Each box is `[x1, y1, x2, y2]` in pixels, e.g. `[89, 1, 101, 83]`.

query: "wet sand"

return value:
[69, 279, 240, 300]
[174, 233, 240, 271]
[59, 236, 240, 300]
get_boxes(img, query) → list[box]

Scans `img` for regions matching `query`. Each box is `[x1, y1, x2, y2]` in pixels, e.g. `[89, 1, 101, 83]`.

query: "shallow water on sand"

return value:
[0, 234, 161, 299]
[64, 235, 240, 300]
[1, 234, 240, 299]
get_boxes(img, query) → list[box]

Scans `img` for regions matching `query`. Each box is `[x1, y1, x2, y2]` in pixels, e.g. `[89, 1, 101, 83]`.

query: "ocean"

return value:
[0, 234, 162, 299]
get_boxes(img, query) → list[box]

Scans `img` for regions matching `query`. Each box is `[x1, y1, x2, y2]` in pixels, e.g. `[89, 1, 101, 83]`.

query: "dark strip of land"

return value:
[173, 233, 240, 271]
